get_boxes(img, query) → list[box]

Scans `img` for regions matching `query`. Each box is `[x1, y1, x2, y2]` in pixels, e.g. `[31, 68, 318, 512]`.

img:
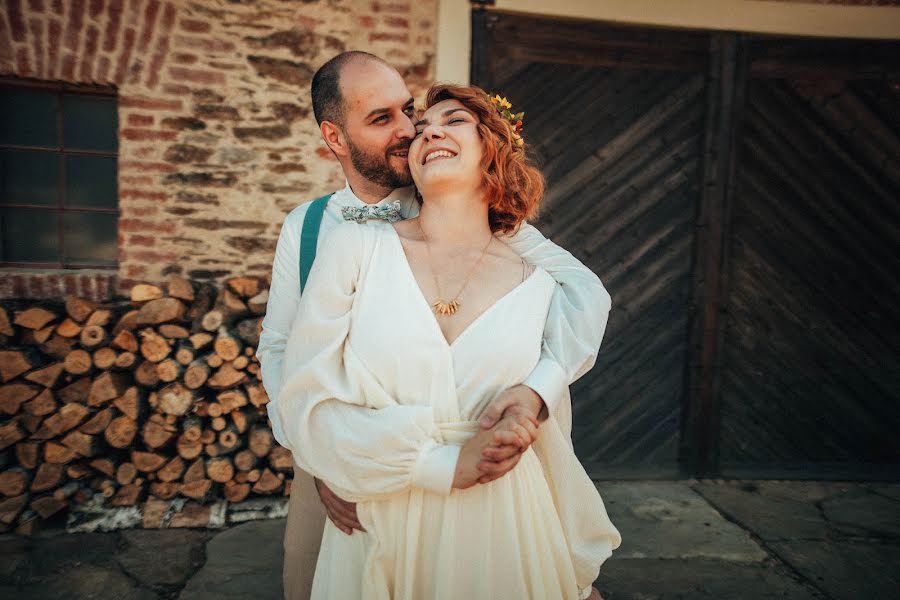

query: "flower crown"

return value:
[488, 93, 525, 148]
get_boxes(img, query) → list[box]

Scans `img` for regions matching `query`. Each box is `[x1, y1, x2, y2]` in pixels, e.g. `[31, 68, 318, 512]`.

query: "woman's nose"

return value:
[422, 122, 445, 141]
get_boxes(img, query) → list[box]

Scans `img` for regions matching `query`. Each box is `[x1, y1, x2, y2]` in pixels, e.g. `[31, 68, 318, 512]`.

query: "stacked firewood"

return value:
[0, 275, 295, 533]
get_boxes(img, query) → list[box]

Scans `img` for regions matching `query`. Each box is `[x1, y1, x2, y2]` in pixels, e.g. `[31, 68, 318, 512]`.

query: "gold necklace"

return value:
[417, 219, 493, 316]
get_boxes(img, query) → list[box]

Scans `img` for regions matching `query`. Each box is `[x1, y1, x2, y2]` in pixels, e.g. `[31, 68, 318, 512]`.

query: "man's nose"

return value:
[396, 113, 416, 140]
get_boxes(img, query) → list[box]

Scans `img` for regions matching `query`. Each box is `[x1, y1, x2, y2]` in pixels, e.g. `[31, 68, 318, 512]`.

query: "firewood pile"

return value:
[0, 275, 294, 534]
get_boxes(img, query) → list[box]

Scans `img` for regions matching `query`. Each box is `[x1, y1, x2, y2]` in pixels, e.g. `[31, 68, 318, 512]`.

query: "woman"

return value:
[277, 84, 621, 599]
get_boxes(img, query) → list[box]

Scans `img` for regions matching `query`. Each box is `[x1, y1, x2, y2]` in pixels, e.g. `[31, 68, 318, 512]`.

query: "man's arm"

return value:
[256, 205, 307, 448]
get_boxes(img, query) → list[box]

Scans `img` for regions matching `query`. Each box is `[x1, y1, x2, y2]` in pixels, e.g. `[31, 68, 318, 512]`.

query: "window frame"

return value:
[0, 78, 119, 270]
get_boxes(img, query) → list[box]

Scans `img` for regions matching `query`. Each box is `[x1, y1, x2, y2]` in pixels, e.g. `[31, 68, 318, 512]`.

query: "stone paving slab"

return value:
[117, 529, 213, 589]
[600, 482, 768, 562]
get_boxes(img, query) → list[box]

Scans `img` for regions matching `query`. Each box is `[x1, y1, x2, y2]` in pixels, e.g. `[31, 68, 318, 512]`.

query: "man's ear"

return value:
[320, 121, 348, 157]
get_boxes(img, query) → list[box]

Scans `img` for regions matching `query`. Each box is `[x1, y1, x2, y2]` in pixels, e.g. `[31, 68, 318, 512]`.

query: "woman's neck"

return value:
[417, 186, 491, 246]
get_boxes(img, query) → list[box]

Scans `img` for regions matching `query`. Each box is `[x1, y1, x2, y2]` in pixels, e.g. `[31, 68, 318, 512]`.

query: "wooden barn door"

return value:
[472, 13, 711, 478]
[472, 10, 900, 479]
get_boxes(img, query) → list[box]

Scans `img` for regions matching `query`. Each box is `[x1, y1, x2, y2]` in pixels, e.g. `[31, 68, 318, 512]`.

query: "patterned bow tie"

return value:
[341, 200, 403, 223]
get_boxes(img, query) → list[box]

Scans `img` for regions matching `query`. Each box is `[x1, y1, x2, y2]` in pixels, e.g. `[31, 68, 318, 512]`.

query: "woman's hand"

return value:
[453, 428, 504, 489]
[477, 412, 539, 484]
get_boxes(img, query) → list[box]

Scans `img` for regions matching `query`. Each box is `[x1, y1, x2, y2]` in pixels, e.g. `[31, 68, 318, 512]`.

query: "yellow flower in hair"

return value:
[500, 97, 512, 109]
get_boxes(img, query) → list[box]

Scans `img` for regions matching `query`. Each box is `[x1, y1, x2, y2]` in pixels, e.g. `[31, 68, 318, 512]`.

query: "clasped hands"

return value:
[316, 384, 546, 535]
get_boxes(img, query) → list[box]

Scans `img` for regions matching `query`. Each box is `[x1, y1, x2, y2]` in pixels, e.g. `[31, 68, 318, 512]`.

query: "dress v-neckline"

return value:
[386, 224, 541, 349]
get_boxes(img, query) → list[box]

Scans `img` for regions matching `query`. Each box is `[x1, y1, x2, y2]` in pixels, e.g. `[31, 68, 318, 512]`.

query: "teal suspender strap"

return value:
[299, 193, 333, 294]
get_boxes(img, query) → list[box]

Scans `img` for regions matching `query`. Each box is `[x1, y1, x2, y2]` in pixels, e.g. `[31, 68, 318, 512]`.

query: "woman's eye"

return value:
[448, 119, 465, 125]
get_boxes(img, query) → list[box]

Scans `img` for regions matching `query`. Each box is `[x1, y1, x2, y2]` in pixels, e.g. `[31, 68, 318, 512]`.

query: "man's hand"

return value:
[314, 478, 365, 535]
[476, 412, 539, 484]
[479, 384, 546, 430]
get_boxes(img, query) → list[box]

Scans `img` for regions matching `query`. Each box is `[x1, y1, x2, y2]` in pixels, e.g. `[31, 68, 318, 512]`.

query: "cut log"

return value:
[130, 283, 163, 302]
[89, 457, 116, 478]
[157, 456, 185, 483]
[65, 296, 96, 322]
[155, 359, 182, 383]
[88, 371, 131, 407]
[246, 363, 260, 377]
[248, 289, 268, 314]
[33, 325, 54, 344]
[201, 309, 223, 332]
[217, 389, 248, 412]
[174, 342, 194, 366]
[134, 360, 161, 387]
[0, 382, 40, 414]
[139, 330, 171, 363]
[149, 481, 178, 500]
[232, 356, 249, 370]
[0, 495, 28, 525]
[44, 441, 77, 464]
[251, 468, 282, 494]
[224, 481, 251, 503]
[79, 325, 107, 349]
[31, 496, 67, 519]
[32, 403, 89, 439]
[207, 364, 246, 390]
[245, 384, 269, 408]
[218, 427, 240, 452]
[176, 434, 203, 460]
[231, 409, 249, 434]
[57, 377, 90, 404]
[189, 332, 214, 350]
[132, 451, 167, 473]
[92, 347, 117, 370]
[85, 308, 113, 328]
[268, 446, 293, 471]
[179, 479, 211, 501]
[136, 298, 186, 326]
[248, 426, 273, 458]
[63, 349, 92, 375]
[234, 317, 262, 347]
[206, 402, 223, 418]
[183, 359, 210, 390]
[159, 324, 190, 339]
[80, 407, 114, 435]
[56, 318, 82, 338]
[187, 282, 216, 323]
[206, 456, 234, 483]
[24, 362, 64, 388]
[31, 463, 64, 492]
[183, 458, 206, 482]
[15, 442, 39, 469]
[20, 412, 43, 434]
[114, 351, 137, 369]
[213, 327, 242, 361]
[234, 449, 258, 471]
[158, 382, 194, 416]
[217, 288, 248, 317]
[0, 469, 29, 497]
[111, 329, 139, 352]
[141, 417, 176, 450]
[104, 415, 137, 448]
[167, 273, 195, 302]
[200, 428, 216, 445]
[41, 334, 77, 359]
[226, 276, 261, 298]
[110, 482, 144, 507]
[181, 415, 202, 442]
[113, 386, 140, 420]
[60, 430, 97, 457]
[206, 354, 223, 369]
[211, 416, 227, 431]
[66, 464, 90, 479]
[0, 305, 13, 336]
[23, 389, 57, 417]
[112, 309, 140, 336]
[14, 307, 57, 330]
[0, 350, 33, 382]
[116, 462, 137, 485]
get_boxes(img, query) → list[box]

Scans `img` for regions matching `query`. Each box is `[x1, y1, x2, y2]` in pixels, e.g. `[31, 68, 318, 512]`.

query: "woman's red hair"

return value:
[424, 84, 544, 235]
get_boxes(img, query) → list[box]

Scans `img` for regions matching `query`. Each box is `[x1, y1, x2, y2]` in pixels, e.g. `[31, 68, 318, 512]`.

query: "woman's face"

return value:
[409, 99, 484, 193]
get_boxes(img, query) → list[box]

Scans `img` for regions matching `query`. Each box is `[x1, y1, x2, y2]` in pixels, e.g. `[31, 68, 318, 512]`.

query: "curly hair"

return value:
[424, 84, 544, 235]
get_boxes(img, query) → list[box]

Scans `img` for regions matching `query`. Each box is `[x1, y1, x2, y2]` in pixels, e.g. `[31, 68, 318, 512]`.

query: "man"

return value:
[257, 51, 611, 600]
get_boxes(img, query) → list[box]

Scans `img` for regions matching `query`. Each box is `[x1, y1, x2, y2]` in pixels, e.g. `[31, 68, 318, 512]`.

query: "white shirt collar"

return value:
[330, 181, 418, 218]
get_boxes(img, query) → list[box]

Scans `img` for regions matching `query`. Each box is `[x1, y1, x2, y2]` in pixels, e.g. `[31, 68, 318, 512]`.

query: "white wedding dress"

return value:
[277, 220, 621, 600]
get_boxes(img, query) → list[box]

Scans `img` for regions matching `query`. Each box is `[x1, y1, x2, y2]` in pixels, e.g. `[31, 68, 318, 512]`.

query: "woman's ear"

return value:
[320, 121, 348, 158]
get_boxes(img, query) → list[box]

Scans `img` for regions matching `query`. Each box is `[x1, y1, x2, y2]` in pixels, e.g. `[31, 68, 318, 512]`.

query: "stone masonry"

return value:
[0, 0, 437, 300]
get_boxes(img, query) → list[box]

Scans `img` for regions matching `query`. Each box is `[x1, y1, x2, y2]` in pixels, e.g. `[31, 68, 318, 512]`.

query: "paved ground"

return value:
[2, 480, 898, 599]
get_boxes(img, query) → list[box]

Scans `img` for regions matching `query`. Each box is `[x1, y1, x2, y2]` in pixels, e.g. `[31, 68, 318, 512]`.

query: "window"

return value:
[1, 81, 118, 269]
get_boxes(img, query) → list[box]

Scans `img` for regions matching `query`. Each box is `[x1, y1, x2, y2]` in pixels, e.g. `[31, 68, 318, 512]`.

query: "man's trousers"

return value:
[283, 463, 327, 600]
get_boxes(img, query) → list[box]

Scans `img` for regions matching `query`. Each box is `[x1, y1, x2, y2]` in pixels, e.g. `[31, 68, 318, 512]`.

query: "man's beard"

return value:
[347, 135, 413, 189]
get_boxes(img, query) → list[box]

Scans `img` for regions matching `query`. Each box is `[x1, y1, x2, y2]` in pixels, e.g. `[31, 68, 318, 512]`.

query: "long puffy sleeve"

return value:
[500, 222, 612, 413]
[276, 222, 460, 503]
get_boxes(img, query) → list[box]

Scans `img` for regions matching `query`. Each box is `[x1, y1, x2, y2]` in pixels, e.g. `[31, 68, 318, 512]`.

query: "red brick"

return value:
[121, 188, 165, 200]
[64, 0, 86, 52]
[120, 96, 182, 111]
[61, 53, 75, 80]
[369, 32, 408, 43]
[172, 52, 198, 65]
[97, 55, 110, 82]
[119, 160, 177, 174]
[147, 3, 176, 89]
[126, 114, 154, 127]
[79, 24, 100, 82]
[383, 16, 409, 28]
[129, 235, 156, 247]
[27, 275, 45, 298]
[167, 66, 227, 86]
[126, 264, 148, 277]
[130, 249, 177, 263]
[47, 19, 61, 77]
[137, 0, 160, 54]
[371, 2, 410, 14]
[162, 83, 190, 96]
[133, 146, 156, 158]
[130, 206, 159, 217]
[179, 18, 210, 33]
[7, 0, 25, 43]
[102, 0, 123, 53]
[357, 16, 375, 28]
[119, 219, 176, 233]
[120, 175, 155, 186]
[79, 274, 93, 296]
[15, 46, 32, 76]
[121, 128, 178, 142]
[316, 147, 337, 161]
[27, 0, 44, 11]
[63, 274, 78, 295]
[113, 26, 136, 84]
[173, 35, 235, 54]
[45, 274, 61, 295]
[88, 0, 103, 19]
[29, 18, 45, 79]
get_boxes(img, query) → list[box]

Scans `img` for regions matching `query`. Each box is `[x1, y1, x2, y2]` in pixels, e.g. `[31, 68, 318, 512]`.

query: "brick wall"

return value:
[0, 0, 438, 300]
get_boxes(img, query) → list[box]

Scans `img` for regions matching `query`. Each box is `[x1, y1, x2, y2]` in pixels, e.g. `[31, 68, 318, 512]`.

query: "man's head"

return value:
[311, 52, 416, 198]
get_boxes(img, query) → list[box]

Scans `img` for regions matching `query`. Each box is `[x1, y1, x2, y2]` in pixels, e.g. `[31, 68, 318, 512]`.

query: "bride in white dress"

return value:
[277, 84, 621, 600]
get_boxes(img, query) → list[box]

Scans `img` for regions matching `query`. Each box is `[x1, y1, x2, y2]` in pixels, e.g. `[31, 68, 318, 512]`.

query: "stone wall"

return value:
[0, 0, 438, 300]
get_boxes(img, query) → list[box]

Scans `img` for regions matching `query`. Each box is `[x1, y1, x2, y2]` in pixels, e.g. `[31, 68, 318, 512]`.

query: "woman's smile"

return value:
[422, 148, 457, 165]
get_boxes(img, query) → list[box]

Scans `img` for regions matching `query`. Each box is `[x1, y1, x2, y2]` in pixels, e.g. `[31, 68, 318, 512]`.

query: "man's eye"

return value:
[413, 130, 424, 137]
[373, 115, 388, 123]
